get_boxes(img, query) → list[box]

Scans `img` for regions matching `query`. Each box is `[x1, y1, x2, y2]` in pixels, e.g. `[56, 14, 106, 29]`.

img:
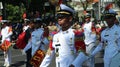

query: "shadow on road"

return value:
[10, 61, 26, 67]
[0, 51, 4, 56]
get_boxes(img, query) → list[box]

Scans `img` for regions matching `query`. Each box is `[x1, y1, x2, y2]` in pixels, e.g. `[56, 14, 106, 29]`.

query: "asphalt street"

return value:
[0, 46, 26, 67]
[0, 45, 104, 67]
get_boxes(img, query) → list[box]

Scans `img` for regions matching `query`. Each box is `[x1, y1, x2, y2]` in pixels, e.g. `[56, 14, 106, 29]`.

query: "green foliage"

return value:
[28, 0, 31, 3]
[115, 0, 120, 8]
[5, 3, 26, 22]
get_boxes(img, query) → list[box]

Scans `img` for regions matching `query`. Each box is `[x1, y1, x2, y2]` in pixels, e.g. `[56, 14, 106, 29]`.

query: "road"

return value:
[0, 46, 104, 67]
[0, 46, 26, 67]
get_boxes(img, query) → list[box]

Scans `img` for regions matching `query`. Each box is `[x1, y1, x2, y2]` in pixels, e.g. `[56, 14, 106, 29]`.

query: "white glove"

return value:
[21, 50, 26, 55]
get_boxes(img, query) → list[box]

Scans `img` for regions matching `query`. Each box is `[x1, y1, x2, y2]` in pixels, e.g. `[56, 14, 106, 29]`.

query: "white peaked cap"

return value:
[36, 18, 42, 21]
[1, 20, 9, 23]
[57, 4, 75, 15]
[60, 4, 75, 13]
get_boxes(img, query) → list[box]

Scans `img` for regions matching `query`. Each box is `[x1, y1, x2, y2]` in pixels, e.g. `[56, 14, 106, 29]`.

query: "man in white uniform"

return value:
[1, 20, 13, 67]
[40, 4, 86, 67]
[82, 13, 97, 67]
[91, 8, 120, 67]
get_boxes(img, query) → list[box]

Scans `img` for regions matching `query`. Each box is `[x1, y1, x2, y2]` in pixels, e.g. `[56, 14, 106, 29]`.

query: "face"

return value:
[85, 17, 91, 22]
[104, 16, 115, 27]
[57, 16, 72, 28]
[58, 17, 68, 27]
[34, 23, 40, 29]
[29, 22, 35, 29]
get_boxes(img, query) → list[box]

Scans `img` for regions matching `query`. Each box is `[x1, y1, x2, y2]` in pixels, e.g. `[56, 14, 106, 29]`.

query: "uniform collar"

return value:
[106, 24, 117, 30]
[60, 27, 72, 34]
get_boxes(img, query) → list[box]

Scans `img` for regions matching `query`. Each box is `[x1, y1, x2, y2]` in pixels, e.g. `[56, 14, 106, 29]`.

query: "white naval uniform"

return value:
[1, 26, 13, 66]
[82, 22, 97, 67]
[83, 22, 97, 45]
[40, 28, 77, 67]
[24, 28, 49, 56]
[92, 24, 120, 67]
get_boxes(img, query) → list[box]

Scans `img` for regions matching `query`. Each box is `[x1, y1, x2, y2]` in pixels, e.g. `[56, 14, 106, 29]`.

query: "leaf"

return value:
[5, 3, 26, 22]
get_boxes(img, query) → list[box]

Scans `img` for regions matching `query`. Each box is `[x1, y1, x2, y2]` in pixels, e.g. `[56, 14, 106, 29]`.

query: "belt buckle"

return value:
[56, 52, 59, 57]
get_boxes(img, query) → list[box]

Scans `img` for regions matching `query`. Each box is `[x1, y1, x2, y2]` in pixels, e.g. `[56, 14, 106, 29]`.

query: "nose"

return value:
[58, 18, 62, 21]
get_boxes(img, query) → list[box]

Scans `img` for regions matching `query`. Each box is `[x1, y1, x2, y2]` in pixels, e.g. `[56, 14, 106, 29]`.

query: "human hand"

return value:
[21, 50, 26, 55]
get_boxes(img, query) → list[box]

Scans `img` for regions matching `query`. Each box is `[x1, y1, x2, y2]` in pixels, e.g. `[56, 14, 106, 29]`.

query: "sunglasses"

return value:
[104, 16, 115, 19]
[57, 14, 70, 19]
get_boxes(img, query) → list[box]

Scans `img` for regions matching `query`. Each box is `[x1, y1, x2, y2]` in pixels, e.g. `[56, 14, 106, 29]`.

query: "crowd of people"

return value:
[0, 3, 120, 67]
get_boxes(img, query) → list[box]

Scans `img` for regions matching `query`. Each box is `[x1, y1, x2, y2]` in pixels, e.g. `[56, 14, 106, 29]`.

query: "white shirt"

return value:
[1, 26, 13, 43]
[83, 22, 97, 45]
[40, 28, 77, 67]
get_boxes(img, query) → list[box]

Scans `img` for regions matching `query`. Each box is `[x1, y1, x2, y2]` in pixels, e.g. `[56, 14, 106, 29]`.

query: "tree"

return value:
[115, 0, 120, 8]
[6, 3, 26, 22]
[80, 0, 91, 15]
[0, 0, 26, 21]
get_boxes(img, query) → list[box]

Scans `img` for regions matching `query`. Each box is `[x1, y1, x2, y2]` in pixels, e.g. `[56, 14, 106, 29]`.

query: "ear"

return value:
[69, 16, 73, 22]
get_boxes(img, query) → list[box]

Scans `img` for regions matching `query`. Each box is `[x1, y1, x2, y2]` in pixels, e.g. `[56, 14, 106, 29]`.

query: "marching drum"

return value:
[30, 49, 45, 67]
[109, 52, 120, 67]
[0, 40, 11, 51]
